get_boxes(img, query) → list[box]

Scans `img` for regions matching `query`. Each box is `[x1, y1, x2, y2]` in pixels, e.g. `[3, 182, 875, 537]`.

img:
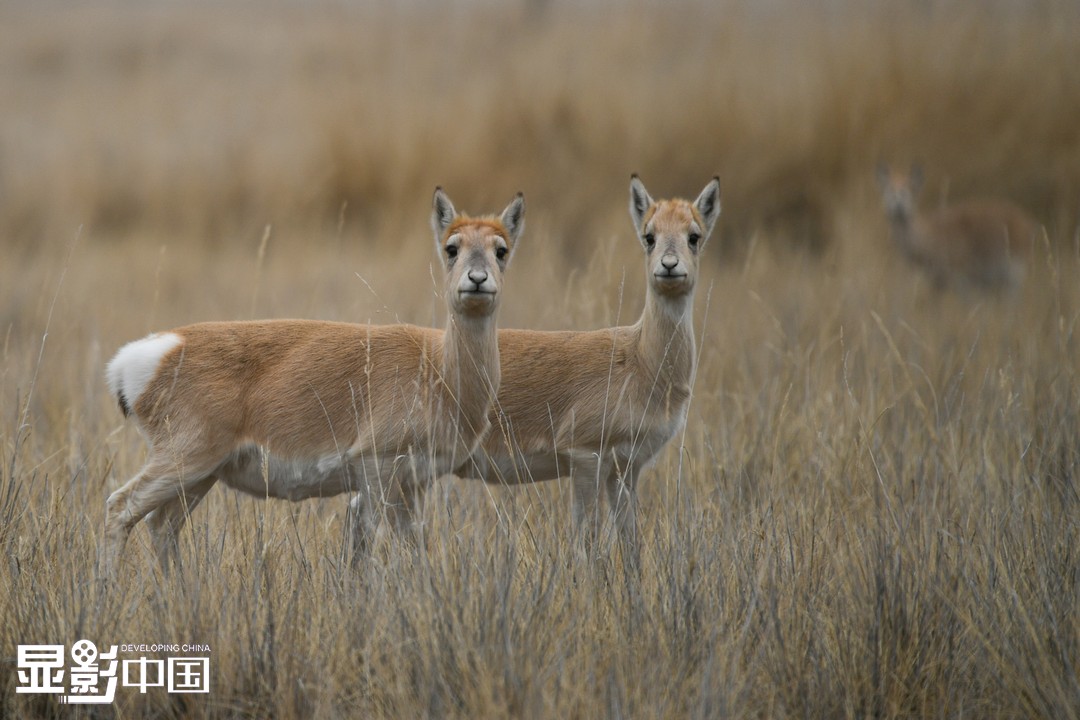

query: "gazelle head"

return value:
[629, 175, 721, 298]
[432, 188, 525, 317]
[877, 163, 923, 226]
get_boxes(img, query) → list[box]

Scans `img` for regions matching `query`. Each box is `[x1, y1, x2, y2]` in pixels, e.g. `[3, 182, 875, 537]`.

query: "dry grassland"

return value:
[2, 1, 1079, 717]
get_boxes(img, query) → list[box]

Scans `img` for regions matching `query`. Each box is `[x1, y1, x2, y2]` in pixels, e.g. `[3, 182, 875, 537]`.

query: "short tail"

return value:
[105, 352, 133, 417]
[105, 332, 183, 419]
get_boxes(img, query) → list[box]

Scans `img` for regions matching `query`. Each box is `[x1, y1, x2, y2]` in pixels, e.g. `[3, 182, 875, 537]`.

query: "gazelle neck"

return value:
[888, 209, 924, 258]
[635, 287, 696, 397]
[441, 311, 500, 453]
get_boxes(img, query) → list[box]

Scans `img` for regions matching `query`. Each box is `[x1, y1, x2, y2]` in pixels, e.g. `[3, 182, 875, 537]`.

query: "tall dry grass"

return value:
[2, 1, 1080, 718]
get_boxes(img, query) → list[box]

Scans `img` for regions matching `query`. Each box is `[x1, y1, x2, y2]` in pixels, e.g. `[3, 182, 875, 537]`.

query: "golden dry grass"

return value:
[2, 1, 1080, 718]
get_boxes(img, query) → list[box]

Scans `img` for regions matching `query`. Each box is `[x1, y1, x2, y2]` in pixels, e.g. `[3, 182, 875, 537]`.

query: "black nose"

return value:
[661, 255, 679, 270]
[468, 269, 488, 286]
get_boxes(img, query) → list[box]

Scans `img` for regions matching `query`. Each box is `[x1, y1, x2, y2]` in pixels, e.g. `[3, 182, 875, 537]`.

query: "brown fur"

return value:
[454, 176, 721, 567]
[134, 320, 485, 462]
[102, 189, 524, 574]
[878, 165, 1038, 292]
[447, 215, 517, 242]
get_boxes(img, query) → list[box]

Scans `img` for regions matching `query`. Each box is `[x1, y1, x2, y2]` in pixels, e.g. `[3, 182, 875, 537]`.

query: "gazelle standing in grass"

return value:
[452, 175, 720, 568]
[877, 163, 1038, 293]
[103, 188, 524, 574]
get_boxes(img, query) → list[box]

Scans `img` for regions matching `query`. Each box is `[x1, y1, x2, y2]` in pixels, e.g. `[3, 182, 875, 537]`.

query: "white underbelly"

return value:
[461, 428, 684, 485]
[214, 446, 391, 501]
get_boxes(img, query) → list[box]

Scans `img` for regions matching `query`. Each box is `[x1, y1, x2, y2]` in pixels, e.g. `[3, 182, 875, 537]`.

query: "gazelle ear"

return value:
[500, 192, 525, 248]
[694, 177, 722, 240]
[629, 174, 654, 236]
[431, 187, 456, 246]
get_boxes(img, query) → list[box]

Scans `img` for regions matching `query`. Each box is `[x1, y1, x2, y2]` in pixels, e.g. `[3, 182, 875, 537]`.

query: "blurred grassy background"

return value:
[2, 0, 1078, 254]
[2, 0, 1080, 718]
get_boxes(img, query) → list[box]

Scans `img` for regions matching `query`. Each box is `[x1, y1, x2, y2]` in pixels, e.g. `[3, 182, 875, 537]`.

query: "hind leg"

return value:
[102, 456, 219, 577]
[144, 477, 216, 574]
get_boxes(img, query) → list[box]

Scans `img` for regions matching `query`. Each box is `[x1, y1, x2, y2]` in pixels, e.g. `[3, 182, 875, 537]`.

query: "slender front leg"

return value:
[384, 474, 427, 551]
[345, 490, 377, 567]
[571, 453, 610, 559]
[606, 463, 641, 573]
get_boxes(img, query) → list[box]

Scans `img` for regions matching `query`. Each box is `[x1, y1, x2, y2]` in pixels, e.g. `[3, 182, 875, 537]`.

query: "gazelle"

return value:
[451, 175, 720, 567]
[877, 164, 1038, 293]
[103, 188, 524, 573]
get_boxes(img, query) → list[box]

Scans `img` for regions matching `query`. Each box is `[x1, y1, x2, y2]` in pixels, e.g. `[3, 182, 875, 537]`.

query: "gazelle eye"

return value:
[688, 233, 700, 247]
[644, 233, 656, 247]
[495, 246, 507, 260]
[445, 244, 458, 259]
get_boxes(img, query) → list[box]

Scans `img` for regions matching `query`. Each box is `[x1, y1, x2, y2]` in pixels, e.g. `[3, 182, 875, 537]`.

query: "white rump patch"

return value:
[105, 332, 183, 412]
